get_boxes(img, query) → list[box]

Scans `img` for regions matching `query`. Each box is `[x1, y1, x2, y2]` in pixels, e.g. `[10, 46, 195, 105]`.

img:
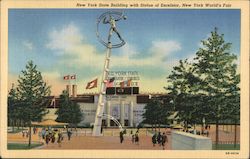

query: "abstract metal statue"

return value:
[96, 11, 126, 49]
[103, 14, 126, 43]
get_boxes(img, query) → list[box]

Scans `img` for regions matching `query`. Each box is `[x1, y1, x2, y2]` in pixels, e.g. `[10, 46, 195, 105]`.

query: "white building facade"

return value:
[77, 94, 147, 127]
[44, 84, 167, 128]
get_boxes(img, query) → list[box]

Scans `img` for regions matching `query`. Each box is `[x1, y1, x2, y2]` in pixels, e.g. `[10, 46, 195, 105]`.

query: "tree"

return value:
[142, 99, 160, 130]
[194, 28, 240, 148]
[167, 59, 203, 130]
[16, 60, 51, 147]
[219, 59, 240, 148]
[166, 28, 240, 149]
[8, 84, 19, 131]
[56, 90, 83, 128]
[142, 97, 173, 131]
[8, 84, 26, 130]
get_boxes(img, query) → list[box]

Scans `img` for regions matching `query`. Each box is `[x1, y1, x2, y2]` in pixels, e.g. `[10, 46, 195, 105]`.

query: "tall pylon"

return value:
[92, 11, 126, 136]
[92, 43, 112, 136]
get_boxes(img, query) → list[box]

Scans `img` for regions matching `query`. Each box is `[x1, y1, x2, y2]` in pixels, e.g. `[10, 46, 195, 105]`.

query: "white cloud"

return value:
[119, 42, 138, 57]
[110, 40, 181, 68]
[46, 23, 105, 70]
[46, 23, 182, 70]
[44, 23, 183, 95]
[23, 40, 34, 50]
[150, 40, 181, 57]
[46, 23, 84, 53]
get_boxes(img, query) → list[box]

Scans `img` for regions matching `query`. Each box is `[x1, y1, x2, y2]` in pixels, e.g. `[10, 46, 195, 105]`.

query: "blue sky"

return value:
[8, 9, 240, 95]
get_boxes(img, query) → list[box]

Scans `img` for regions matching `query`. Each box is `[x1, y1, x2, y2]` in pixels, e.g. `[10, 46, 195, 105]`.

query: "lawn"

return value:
[212, 144, 240, 150]
[8, 143, 43, 150]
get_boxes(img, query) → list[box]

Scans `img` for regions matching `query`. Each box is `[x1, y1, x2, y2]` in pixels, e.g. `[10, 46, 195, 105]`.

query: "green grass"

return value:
[212, 144, 240, 150]
[8, 143, 43, 150]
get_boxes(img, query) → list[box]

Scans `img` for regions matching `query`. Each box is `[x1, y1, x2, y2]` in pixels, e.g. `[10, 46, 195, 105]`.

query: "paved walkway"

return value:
[41, 135, 171, 150]
[7, 125, 240, 150]
[195, 125, 240, 143]
[8, 131, 42, 143]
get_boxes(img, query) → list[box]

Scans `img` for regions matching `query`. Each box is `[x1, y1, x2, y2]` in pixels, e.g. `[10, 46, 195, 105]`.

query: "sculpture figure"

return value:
[103, 14, 126, 43]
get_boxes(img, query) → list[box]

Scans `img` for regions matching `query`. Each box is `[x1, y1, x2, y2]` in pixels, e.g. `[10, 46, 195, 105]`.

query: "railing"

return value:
[212, 141, 240, 144]
[70, 128, 151, 136]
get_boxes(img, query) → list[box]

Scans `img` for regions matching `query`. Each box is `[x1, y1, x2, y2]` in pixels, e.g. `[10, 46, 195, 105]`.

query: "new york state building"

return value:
[44, 84, 168, 128]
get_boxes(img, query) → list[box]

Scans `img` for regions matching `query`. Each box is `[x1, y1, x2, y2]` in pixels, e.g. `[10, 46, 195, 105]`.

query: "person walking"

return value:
[135, 132, 139, 145]
[157, 132, 162, 146]
[152, 132, 157, 147]
[22, 130, 25, 138]
[130, 130, 133, 136]
[119, 130, 124, 143]
[51, 130, 56, 143]
[41, 128, 46, 139]
[67, 129, 72, 141]
[54, 129, 59, 144]
[57, 130, 62, 147]
[33, 127, 36, 134]
[26, 130, 30, 138]
[45, 130, 50, 145]
[131, 134, 135, 144]
[161, 132, 168, 150]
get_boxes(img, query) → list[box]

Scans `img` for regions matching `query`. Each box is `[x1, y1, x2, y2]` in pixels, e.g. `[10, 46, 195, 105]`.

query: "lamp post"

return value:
[202, 117, 205, 135]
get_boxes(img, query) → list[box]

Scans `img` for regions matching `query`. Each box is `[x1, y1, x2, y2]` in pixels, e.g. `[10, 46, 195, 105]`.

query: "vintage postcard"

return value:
[0, 0, 249, 158]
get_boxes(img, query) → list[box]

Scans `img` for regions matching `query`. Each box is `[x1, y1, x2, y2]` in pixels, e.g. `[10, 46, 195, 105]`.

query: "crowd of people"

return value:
[21, 126, 73, 147]
[22, 130, 30, 138]
[119, 129, 169, 150]
[184, 124, 210, 137]
[119, 129, 140, 145]
[40, 127, 73, 146]
[20, 126, 171, 149]
[41, 128, 64, 146]
[21, 127, 38, 138]
[152, 131, 168, 150]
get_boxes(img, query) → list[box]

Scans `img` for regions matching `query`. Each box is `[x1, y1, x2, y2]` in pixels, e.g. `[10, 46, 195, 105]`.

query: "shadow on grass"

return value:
[212, 144, 240, 150]
[8, 143, 43, 150]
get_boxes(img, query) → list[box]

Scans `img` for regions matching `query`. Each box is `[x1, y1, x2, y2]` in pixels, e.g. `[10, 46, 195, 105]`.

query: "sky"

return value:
[8, 9, 240, 96]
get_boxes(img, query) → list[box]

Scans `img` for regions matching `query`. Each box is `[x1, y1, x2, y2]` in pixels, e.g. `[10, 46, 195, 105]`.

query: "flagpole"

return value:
[74, 74, 77, 85]
[114, 80, 116, 96]
[68, 75, 70, 86]
[131, 85, 133, 95]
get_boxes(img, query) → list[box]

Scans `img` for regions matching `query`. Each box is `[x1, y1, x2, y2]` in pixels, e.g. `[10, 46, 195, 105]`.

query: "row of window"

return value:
[47, 94, 150, 108]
